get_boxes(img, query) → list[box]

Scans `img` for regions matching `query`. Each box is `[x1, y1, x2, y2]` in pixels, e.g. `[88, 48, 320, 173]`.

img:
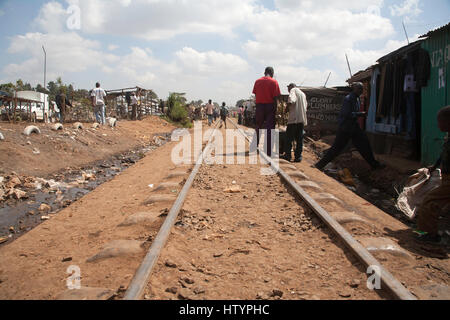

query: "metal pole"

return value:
[42, 46, 46, 90]
[402, 21, 410, 45]
[324, 72, 332, 87]
[345, 54, 352, 78]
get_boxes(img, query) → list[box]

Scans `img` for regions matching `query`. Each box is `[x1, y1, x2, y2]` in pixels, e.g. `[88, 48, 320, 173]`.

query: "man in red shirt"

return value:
[252, 67, 281, 156]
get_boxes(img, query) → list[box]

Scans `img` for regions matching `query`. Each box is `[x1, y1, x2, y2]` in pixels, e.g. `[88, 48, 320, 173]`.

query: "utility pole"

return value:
[402, 21, 410, 45]
[324, 72, 332, 87]
[345, 54, 352, 78]
[42, 46, 47, 91]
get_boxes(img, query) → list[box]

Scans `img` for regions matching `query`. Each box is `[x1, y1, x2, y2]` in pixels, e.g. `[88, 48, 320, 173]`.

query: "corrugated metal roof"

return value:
[377, 39, 423, 63]
[419, 22, 450, 38]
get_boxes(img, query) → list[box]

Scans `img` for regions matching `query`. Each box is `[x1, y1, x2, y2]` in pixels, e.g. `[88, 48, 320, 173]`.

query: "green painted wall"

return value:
[421, 27, 449, 165]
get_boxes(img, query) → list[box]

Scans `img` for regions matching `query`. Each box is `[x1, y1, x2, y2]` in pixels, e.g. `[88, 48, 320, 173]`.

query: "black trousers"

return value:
[285, 123, 304, 160]
[316, 125, 378, 169]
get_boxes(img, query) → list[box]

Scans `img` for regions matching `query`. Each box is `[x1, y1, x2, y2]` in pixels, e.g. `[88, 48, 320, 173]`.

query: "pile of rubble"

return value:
[0, 170, 98, 204]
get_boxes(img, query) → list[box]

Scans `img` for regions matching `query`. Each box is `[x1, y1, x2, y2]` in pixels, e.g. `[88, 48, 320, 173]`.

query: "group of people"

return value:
[251, 66, 449, 246]
[205, 100, 229, 128]
[52, 82, 108, 126]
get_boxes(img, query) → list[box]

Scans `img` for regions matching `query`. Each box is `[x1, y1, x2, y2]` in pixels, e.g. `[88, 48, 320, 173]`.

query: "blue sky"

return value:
[0, 0, 449, 105]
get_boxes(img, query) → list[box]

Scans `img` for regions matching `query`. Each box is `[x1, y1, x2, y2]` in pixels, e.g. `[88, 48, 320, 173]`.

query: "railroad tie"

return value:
[153, 182, 181, 192]
[144, 194, 177, 205]
[313, 193, 344, 205]
[166, 172, 188, 179]
[119, 212, 164, 227]
[358, 237, 414, 261]
[329, 211, 372, 226]
[56, 287, 115, 300]
[296, 181, 323, 191]
[86, 240, 145, 263]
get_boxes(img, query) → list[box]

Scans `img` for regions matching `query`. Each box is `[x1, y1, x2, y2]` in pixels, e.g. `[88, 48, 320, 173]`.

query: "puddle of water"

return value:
[0, 132, 172, 245]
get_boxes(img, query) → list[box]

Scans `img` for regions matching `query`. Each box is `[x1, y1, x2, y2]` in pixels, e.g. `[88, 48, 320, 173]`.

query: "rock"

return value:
[165, 260, 177, 268]
[0, 237, 8, 244]
[213, 252, 224, 258]
[39, 204, 52, 213]
[271, 290, 283, 298]
[41, 216, 50, 221]
[0, 132, 4, 141]
[339, 291, 352, 298]
[223, 185, 243, 193]
[177, 289, 193, 300]
[165, 287, 178, 294]
[6, 176, 22, 189]
[193, 287, 206, 295]
[183, 277, 195, 285]
[349, 279, 361, 288]
[256, 292, 269, 300]
[7, 188, 28, 200]
[62, 257, 73, 262]
[83, 172, 96, 181]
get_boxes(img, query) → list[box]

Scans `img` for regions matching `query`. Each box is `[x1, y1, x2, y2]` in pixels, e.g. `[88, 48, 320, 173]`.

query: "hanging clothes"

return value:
[415, 48, 431, 88]
[366, 67, 380, 133]
[377, 64, 387, 117]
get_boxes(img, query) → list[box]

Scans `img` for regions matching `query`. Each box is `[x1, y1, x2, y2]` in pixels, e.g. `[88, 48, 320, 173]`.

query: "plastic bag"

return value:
[396, 168, 442, 220]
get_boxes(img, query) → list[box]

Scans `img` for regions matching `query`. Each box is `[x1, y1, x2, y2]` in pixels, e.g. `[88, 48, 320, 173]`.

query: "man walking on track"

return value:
[252, 67, 281, 157]
[206, 100, 214, 126]
[283, 83, 308, 163]
[220, 102, 228, 129]
[314, 82, 384, 171]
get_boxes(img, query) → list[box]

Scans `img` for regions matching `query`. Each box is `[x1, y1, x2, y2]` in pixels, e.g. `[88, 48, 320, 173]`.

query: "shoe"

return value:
[294, 158, 302, 163]
[281, 155, 292, 162]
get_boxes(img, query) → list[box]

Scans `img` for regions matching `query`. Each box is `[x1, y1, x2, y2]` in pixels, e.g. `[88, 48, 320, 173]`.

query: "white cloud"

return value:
[175, 47, 249, 75]
[65, 0, 256, 40]
[0, 9, 5, 17]
[390, 0, 422, 20]
[243, 4, 394, 66]
[2, 0, 423, 106]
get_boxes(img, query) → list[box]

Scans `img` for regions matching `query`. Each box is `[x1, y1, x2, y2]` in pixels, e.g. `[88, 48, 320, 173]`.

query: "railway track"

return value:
[120, 118, 415, 300]
[1, 118, 447, 300]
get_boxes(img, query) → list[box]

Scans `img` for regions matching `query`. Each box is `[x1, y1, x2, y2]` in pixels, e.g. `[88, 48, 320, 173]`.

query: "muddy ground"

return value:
[0, 117, 175, 245]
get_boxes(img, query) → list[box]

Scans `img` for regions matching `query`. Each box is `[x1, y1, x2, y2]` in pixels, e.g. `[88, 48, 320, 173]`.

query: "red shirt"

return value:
[252, 76, 281, 104]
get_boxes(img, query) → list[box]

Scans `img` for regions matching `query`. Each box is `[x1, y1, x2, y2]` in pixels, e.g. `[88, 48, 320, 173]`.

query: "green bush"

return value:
[169, 103, 188, 122]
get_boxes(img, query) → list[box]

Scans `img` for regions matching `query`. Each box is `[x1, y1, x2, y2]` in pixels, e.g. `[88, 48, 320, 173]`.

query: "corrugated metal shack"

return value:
[105, 87, 160, 120]
[349, 39, 431, 161]
[420, 23, 450, 165]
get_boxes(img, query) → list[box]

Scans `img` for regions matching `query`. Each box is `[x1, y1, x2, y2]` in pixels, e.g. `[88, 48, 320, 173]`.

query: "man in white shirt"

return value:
[130, 92, 138, 120]
[283, 83, 308, 162]
[205, 100, 214, 126]
[91, 82, 107, 125]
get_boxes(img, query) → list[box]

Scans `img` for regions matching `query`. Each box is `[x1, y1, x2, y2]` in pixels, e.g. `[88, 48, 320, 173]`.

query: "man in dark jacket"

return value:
[315, 82, 384, 171]
[55, 89, 72, 124]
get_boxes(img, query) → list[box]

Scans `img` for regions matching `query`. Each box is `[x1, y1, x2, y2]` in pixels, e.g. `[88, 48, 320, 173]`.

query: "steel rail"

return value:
[228, 119, 416, 300]
[124, 121, 220, 300]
